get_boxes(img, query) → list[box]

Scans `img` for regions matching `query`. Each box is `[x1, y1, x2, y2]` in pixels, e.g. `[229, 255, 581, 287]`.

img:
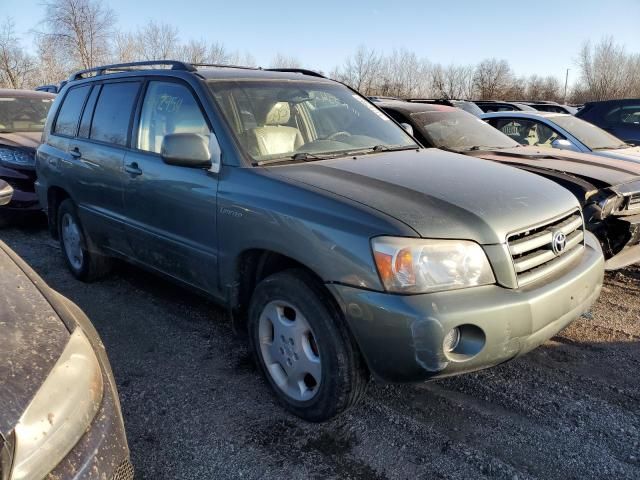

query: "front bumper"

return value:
[0, 165, 40, 213]
[329, 232, 604, 383]
[604, 213, 640, 270]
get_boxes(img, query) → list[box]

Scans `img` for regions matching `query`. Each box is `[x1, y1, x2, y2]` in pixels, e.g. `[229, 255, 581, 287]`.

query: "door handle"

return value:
[124, 162, 143, 176]
[69, 147, 81, 159]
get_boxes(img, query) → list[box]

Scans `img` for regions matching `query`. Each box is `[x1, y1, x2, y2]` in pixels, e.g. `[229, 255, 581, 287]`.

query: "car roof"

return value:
[583, 98, 640, 106]
[480, 111, 567, 120]
[374, 99, 457, 114]
[0, 88, 56, 99]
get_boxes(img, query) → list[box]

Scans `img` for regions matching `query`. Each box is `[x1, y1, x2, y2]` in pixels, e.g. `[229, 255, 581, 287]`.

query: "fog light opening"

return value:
[443, 324, 486, 361]
[443, 327, 461, 353]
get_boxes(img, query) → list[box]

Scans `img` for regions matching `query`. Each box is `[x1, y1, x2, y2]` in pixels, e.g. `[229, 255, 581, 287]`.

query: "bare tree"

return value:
[270, 53, 301, 69]
[180, 38, 208, 64]
[576, 37, 636, 101]
[431, 64, 474, 99]
[331, 45, 383, 94]
[112, 30, 140, 63]
[137, 21, 179, 61]
[473, 58, 512, 99]
[0, 19, 37, 88]
[34, 34, 71, 85]
[42, 0, 115, 69]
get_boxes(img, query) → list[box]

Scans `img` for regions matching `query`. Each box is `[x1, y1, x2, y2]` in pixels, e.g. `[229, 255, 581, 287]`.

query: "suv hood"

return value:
[271, 149, 579, 244]
[468, 146, 640, 188]
[0, 131, 42, 150]
[0, 244, 69, 436]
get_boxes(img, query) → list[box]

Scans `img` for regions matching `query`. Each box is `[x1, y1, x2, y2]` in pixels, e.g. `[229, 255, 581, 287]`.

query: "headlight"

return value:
[371, 237, 495, 294]
[0, 148, 35, 168]
[6, 329, 103, 480]
[598, 194, 624, 217]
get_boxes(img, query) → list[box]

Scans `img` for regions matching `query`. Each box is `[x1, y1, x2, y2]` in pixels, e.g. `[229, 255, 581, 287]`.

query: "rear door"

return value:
[122, 79, 219, 293]
[69, 80, 141, 255]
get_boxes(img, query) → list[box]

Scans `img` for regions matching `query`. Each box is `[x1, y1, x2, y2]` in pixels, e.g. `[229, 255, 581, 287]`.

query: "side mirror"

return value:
[0, 181, 13, 206]
[161, 133, 221, 173]
[551, 138, 580, 152]
[400, 123, 414, 136]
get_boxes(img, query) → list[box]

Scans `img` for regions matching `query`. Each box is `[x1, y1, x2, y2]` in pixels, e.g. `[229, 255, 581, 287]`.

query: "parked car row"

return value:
[0, 59, 637, 478]
[372, 99, 640, 270]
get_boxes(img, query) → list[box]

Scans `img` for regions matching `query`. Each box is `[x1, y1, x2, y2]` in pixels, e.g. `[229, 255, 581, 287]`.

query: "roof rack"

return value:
[68, 60, 196, 81]
[265, 68, 325, 78]
[68, 61, 326, 82]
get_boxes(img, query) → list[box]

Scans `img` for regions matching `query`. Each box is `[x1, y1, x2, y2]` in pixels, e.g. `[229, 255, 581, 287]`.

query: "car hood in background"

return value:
[272, 148, 579, 244]
[0, 131, 42, 150]
[468, 146, 640, 188]
[0, 242, 70, 436]
[595, 146, 640, 163]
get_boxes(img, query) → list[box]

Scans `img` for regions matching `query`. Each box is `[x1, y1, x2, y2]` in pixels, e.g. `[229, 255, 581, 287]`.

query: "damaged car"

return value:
[375, 100, 640, 270]
[37, 61, 604, 421]
[0, 89, 55, 225]
[0, 224, 132, 478]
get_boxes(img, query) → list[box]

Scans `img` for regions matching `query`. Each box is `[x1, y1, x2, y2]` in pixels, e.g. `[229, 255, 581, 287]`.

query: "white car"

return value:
[482, 111, 640, 163]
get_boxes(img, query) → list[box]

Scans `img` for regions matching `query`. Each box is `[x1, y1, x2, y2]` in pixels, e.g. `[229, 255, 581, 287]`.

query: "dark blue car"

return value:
[576, 99, 640, 146]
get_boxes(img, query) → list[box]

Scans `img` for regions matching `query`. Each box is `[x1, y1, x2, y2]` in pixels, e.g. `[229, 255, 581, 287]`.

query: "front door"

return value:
[123, 80, 219, 293]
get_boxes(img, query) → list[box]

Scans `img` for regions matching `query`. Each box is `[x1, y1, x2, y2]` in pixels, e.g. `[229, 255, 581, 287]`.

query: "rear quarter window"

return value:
[90, 82, 140, 146]
[53, 85, 90, 137]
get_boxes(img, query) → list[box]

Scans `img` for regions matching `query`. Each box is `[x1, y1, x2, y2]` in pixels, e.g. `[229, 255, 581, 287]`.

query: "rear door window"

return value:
[90, 82, 140, 146]
[53, 85, 90, 136]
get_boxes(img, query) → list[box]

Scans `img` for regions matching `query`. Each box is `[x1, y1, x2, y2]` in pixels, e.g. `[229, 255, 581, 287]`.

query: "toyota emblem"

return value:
[552, 230, 567, 255]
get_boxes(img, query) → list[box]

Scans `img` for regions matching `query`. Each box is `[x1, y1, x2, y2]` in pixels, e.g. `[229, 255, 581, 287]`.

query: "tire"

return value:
[57, 199, 112, 281]
[248, 269, 369, 421]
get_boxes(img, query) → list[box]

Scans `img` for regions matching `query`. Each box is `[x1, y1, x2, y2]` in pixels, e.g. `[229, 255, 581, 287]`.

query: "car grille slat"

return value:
[508, 210, 585, 287]
[628, 193, 640, 210]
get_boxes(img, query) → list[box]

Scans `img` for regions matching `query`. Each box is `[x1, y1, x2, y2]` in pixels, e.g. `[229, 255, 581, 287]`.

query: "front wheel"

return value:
[57, 199, 112, 281]
[248, 269, 369, 421]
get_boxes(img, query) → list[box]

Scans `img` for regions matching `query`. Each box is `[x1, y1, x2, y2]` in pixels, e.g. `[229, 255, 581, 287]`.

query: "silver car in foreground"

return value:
[482, 111, 640, 163]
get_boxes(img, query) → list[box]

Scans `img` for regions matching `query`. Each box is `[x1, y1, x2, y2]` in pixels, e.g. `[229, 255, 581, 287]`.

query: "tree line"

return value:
[1, 0, 639, 104]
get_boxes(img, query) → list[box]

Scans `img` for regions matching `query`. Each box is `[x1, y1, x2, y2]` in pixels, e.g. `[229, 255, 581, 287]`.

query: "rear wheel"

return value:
[248, 269, 369, 421]
[57, 199, 112, 281]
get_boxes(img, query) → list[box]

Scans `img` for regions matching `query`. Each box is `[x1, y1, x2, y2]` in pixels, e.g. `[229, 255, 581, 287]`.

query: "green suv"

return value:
[36, 61, 604, 421]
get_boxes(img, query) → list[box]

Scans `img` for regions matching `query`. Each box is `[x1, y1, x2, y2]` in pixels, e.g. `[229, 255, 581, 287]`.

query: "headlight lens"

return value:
[8, 329, 103, 480]
[599, 194, 624, 217]
[372, 237, 495, 293]
[0, 148, 35, 168]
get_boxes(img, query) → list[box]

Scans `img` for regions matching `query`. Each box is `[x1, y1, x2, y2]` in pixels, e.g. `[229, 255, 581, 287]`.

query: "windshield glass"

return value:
[412, 110, 519, 150]
[207, 80, 417, 163]
[0, 96, 54, 132]
[552, 115, 627, 150]
[452, 101, 484, 117]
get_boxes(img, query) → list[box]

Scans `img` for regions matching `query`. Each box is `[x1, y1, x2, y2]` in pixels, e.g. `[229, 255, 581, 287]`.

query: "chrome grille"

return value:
[628, 193, 640, 210]
[508, 210, 585, 287]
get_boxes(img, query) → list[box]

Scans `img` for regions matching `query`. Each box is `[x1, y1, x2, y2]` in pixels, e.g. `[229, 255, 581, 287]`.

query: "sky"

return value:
[4, 0, 640, 84]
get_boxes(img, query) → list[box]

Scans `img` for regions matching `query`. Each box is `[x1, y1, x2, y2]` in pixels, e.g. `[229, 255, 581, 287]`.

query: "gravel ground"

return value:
[1, 223, 639, 480]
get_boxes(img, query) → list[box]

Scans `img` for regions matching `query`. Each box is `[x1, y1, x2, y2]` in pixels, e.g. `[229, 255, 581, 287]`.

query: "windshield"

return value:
[412, 110, 519, 151]
[552, 115, 628, 150]
[451, 101, 484, 117]
[207, 80, 417, 163]
[0, 96, 54, 133]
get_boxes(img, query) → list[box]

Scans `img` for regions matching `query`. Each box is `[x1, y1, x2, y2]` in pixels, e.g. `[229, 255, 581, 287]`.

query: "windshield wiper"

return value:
[253, 151, 332, 166]
[347, 144, 419, 156]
